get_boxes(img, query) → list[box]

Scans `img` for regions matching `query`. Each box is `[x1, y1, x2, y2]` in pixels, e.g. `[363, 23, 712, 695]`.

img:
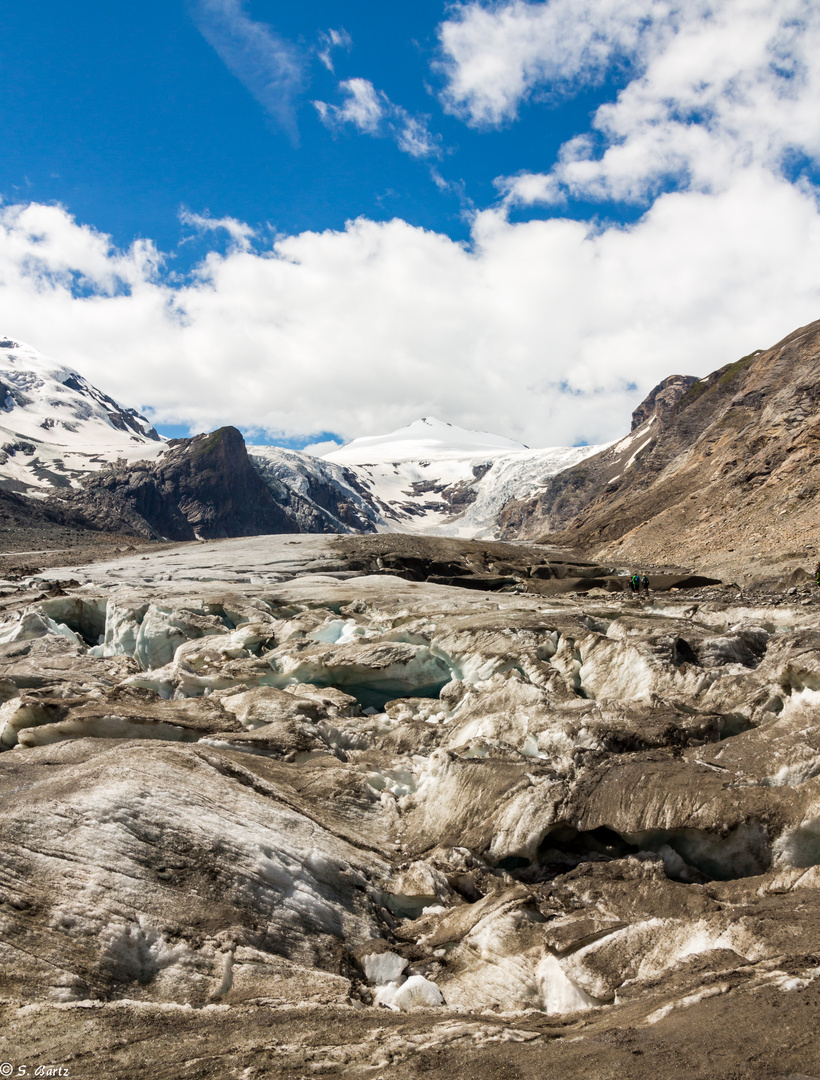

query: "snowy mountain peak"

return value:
[0, 338, 160, 447]
[312, 415, 602, 539]
[325, 416, 528, 465]
[0, 337, 166, 496]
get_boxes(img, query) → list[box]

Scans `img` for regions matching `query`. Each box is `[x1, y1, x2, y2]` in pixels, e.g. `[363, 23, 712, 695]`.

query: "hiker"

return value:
[630, 572, 640, 593]
[642, 573, 650, 592]
[815, 561, 820, 588]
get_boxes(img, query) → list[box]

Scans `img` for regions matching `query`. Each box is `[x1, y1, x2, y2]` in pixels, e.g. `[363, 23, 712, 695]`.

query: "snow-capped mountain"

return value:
[0, 338, 604, 541]
[0, 337, 163, 495]
[315, 416, 604, 538]
[327, 416, 528, 462]
[246, 417, 604, 539]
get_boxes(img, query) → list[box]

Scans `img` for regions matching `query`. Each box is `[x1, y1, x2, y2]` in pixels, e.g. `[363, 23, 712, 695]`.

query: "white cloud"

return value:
[441, 0, 820, 207]
[495, 171, 564, 207]
[302, 439, 344, 457]
[395, 112, 441, 159]
[318, 28, 352, 73]
[188, 0, 304, 139]
[430, 170, 473, 210]
[436, 0, 661, 127]
[315, 79, 442, 158]
[179, 208, 256, 251]
[2, 181, 820, 450]
[315, 78, 385, 134]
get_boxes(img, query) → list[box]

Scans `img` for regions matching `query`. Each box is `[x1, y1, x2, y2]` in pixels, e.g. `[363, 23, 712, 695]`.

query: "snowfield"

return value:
[0, 337, 165, 494]
[326, 416, 529, 463]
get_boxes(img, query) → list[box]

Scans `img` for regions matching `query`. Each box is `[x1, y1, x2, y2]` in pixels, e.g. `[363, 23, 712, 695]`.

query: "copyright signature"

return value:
[0, 1068, 69, 1077]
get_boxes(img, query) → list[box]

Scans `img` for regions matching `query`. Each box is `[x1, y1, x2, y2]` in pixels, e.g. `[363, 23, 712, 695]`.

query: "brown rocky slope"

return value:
[499, 318, 820, 582]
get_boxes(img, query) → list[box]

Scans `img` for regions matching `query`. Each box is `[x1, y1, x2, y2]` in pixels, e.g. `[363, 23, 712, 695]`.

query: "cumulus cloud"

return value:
[188, 0, 304, 139]
[315, 79, 442, 158]
[495, 171, 564, 207]
[2, 181, 820, 450]
[441, 0, 820, 206]
[436, 0, 660, 127]
[318, 28, 352, 73]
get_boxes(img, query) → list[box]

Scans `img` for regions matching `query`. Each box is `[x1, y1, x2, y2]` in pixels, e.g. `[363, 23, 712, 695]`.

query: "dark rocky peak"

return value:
[54, 425, 300, 541]
[630, 374, 699, 431]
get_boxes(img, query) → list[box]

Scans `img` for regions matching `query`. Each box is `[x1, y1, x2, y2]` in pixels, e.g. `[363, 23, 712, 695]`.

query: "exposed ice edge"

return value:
[2, 538, 820, 1017]
[361, 952, 444, 1011]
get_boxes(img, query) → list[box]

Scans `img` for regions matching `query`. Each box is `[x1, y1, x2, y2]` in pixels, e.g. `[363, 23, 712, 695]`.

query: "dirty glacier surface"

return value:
[1, 535, 820, 1074]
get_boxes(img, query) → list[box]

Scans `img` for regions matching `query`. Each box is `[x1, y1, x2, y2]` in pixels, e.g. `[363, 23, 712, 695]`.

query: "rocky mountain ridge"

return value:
[55, 426, 307, 540]
[3, 320, 820, 585]
[497, 318, 820, 579]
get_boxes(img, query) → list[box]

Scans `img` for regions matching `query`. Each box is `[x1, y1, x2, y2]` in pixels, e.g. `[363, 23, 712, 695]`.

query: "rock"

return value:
[52, 427, 300, 541]
[629, 374, 699, 430]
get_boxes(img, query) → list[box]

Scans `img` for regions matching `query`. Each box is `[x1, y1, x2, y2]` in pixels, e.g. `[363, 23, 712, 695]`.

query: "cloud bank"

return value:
[2, 178, 819, 449]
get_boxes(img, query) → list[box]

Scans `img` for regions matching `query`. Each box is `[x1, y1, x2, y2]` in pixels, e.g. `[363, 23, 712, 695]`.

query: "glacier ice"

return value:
[360, 950, 408, 985]
[375, 974, 444, 1010]
[536, 954, 597, 1014]
[2, 536, 820, 1049]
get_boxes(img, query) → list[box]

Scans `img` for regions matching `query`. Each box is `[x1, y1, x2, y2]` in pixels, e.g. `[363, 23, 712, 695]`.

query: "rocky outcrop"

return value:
[499, 319, 820, 576]
[248, 446, 384, 533]
[53, 426, 299, 540]
[629, 373, 698, 430]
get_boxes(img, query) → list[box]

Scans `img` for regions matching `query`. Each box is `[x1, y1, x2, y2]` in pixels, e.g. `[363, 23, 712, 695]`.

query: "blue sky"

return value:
[2, 0, 820, 450]
[1, 0, 624, 255]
